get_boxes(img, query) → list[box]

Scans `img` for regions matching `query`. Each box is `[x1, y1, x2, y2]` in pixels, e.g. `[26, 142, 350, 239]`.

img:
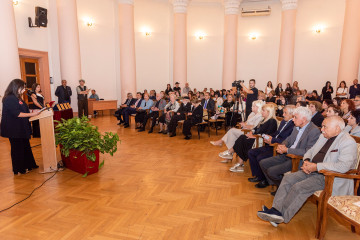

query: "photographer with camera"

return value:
[241, 79, 258, 119]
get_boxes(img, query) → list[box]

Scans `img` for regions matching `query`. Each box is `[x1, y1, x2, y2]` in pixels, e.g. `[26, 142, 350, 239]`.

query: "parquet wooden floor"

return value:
[0, 116, 358, 240]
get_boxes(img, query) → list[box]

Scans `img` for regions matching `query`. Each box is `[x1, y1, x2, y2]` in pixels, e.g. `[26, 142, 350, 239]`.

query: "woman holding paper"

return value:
[1, 79, 40, 175]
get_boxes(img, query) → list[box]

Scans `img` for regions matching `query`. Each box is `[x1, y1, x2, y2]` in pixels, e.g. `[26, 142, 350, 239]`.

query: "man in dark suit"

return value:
[201, 92, 215, 116]
[349, 79, 360, 99]
[55, 80, 72, 104]
[248, 105, 296, 188]
[122, 92, 143, 128]
[115, 93, 136, 125]
[259, 107, 321, 195]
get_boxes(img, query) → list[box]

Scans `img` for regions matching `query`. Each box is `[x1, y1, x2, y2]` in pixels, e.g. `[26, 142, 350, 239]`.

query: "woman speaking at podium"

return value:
[1, 79, 40, 175]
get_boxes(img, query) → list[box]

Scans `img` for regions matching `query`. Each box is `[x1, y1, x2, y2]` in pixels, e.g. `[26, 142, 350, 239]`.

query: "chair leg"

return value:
[318, 206, 328, 240]
[351, 225, 356, 233]
[208, 123, 210, 137]
[197, 126, 201, 139]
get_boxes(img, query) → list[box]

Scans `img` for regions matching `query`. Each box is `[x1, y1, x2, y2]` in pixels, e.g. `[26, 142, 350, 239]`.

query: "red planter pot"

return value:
[61, 148, 99, 175]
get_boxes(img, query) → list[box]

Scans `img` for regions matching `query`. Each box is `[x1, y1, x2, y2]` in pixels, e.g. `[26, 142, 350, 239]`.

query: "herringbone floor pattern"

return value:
[0, 116, 358, 240]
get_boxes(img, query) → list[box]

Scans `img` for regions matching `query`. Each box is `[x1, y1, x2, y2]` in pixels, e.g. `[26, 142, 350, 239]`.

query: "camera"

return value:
[232, 80, 245, 90]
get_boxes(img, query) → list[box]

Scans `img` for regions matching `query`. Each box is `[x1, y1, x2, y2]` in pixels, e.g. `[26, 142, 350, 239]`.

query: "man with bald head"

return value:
[257, 116, 357, 227]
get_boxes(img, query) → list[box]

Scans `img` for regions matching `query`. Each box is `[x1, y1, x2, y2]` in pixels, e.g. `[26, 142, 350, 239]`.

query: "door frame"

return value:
[18, 48, 51, 102]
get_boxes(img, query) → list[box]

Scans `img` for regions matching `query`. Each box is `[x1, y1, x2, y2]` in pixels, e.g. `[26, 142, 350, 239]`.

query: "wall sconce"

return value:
[141, 27, 152, 37]
[13, 0, 19, 5]
[195, 32, 206, 40]
[249, 33, 259, 40]
[313, 25, 325, 34]
[83, 17, 94, 27]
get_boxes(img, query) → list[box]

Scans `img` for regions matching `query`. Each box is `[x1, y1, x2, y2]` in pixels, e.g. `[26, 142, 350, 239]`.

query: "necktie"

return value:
[204, 100, 208, 109]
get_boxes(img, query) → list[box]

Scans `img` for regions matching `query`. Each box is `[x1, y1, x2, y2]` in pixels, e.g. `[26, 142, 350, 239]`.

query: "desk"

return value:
[88, 100, 118, 116]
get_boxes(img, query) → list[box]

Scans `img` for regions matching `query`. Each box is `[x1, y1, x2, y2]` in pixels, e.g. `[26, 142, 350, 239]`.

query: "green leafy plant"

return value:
[55, 116, 120, 168]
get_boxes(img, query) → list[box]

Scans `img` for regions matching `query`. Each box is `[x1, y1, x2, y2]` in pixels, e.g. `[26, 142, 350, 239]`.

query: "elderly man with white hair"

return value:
[259, 107, 321, 195]
[257, 116, 357, 227]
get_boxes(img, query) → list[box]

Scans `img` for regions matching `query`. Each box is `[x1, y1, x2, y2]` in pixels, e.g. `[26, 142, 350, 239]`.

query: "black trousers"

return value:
[32, 120, 41, 138]
[143, 111, 159, 129]
[135, 111, 147, 123]
[78, 99, 88, 118]
[225, 112, 242, 127]
[168, 114, 185, 134]
[183, 119, 198, 136]
[115, 108, 126, 121]
[9, 138, 37, 174]
[248, 146, 274, 180]
[232, 135, 255, 162]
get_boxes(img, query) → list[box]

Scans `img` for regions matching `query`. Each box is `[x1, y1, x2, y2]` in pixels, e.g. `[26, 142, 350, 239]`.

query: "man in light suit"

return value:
[259, 107, 321, 194]
[257, 116, 357, 227]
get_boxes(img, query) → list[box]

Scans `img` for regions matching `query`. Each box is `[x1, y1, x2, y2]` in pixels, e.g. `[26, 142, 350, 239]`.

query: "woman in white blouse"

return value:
[265, 81, 273, 96]
[210, 100, 265, 161]
[336, 81, 348, 99]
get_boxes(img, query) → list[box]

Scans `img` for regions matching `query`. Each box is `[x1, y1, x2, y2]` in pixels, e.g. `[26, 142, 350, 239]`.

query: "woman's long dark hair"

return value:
[3, 79, 26, 102]
[31, 83, 40, 93]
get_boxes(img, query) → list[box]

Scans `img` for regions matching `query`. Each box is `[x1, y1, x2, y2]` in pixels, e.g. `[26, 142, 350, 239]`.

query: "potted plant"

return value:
[55, 117, 120, 177]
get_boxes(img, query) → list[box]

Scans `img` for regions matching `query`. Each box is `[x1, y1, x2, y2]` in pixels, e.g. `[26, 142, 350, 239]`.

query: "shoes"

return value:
[138, 128, 145, 132]
[248, 176, 261, 183]
[261, 206, 278, 227]
[117, 122, 122, 125]
[14, 170, 27, 175]
[135, 126, 141, 129]
[229, 165, 244, 172]
[210, 141, 222, 146]
[124, 124, 130, 128]
[184, 135, 191, 140]
[220, 159, 232, 163]
[169, 133, 176, 137]
[271, 190, 277, 196]
[28, 165, 39, 171]
[255, 180, 269, 188]
[162, 130, 168, 134]
[257, 207, 284, 225]
[148, 129, 153, 133]
[219, 150, 233, 159]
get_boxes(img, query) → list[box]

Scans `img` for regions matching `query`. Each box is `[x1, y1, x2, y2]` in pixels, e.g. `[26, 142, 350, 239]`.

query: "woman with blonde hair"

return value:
[210, 100, 265, 150]
[226, 104, 278, 172]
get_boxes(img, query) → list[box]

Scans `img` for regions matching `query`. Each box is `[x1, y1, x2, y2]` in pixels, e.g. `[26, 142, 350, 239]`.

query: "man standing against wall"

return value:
[77, 79, 90, 118]
[241, 79, 258, 119]
[55, 80, 72, 104]
[349, 79, 360, 99]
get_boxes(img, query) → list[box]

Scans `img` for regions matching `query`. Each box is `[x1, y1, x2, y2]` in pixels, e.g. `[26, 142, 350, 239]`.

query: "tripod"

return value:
[229, 88, 245, 127]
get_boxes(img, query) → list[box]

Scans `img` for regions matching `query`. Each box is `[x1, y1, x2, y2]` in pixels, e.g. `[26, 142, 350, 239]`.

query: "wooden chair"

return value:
[315, 135, 360, 239]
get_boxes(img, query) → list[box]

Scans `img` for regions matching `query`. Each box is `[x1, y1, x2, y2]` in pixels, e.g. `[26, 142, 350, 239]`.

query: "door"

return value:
[20, 57, 40, 104]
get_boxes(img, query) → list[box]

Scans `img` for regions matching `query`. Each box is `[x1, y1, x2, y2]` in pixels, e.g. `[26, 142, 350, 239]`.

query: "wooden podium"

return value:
[30, 109, 58, 173]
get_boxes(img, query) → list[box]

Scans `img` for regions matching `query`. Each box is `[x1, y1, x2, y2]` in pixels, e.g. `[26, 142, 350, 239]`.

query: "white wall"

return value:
[77, 0, 117, 101]
[293, 0, 345, 96]
[134, 0, 171, 93]
[237, 1, 282, 91]
[187, 2, 224, 91]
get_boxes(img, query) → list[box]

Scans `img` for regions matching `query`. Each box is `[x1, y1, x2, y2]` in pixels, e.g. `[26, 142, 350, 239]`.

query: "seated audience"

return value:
[257, 116, 357, 227]
[295, 101, 307, 107]
[165, 84, 172, 95]
[222, 94, 240, 127]
[276, 95, 287, 117]
[340, 99, 355, 120]
[210, 100, 265, 151]
[266, 91, 276, 103]
[344, 110, 360, 137]
[139, 93, 167, 133]
[135, 93, 153, 129]
[248, 105, 295, 188]
[308, 101, 324, 127]
[259, 107, 321, 195]
[332, 96, 342, 107]
[201, 92, 215, 116]
[122, 92, 143, 128]
[214, 91, 223, 108]
[183, 97, 203, 140]
[158, 95, 180, 134]
[149, 90, 156, 100]
[275, 83, 283, 97]
[168, 97, 192, 137]
[226, 104, 278, 173]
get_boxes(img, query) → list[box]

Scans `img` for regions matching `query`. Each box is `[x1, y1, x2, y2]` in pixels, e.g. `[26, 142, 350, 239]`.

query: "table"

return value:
[88, 99, 118, 116]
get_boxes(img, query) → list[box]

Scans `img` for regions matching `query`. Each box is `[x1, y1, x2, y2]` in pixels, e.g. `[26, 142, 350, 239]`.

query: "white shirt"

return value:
[336, 87, 348, 98]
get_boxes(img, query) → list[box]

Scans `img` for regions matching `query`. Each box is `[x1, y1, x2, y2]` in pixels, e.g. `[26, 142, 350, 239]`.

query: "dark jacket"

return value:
[322, 86, 333, 100]
[55, 85, 72, 103]
[177, 102, 192, 115]
[349, 84, 360, 99]
[266, 96, 276, 103]
[254, 118, 278, 136]
[311, 111, 324, 127]
[271, 120, 295, 144]
[275, 87, 283, 96]
[1, 95, 32, 139]
[189, 105, 203, 124]
[222, 100, 234, 111]
[123, 98, 137, 107]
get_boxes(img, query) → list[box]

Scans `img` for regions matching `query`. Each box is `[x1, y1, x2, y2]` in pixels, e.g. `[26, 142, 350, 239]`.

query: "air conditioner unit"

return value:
[241, 6, 271, 17]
